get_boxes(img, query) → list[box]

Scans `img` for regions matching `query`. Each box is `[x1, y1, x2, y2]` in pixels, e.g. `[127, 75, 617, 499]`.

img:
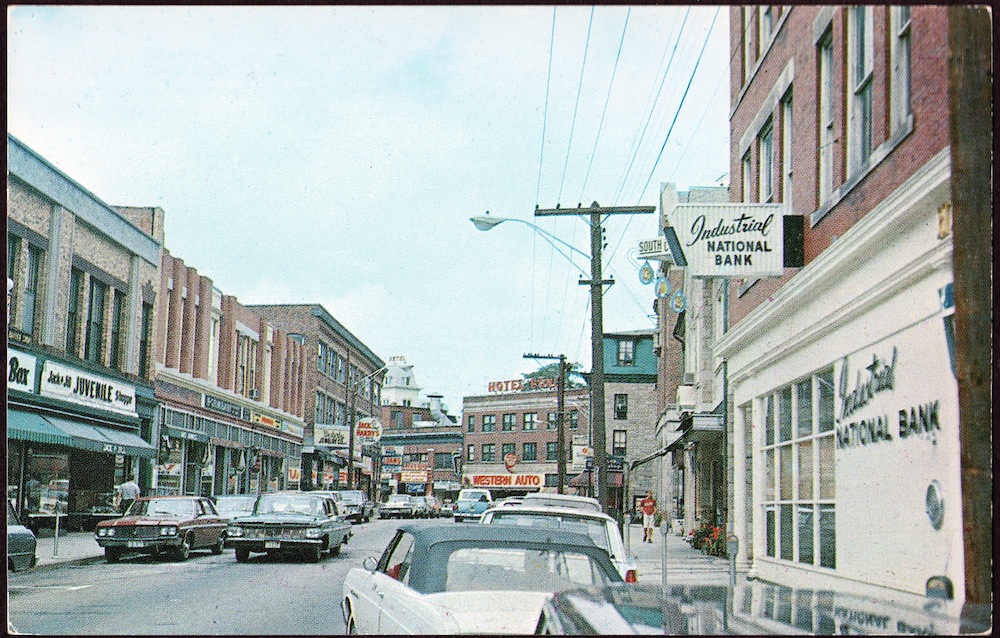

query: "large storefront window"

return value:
[762, 368, 836, 569]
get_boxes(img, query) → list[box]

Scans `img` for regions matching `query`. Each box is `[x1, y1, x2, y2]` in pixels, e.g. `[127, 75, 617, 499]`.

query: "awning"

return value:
[7, 409, 74, 447]
[44, 415, 157, 459]
[569, 471, 624, 488]
[163, 425, 209, 443]
[666, 412, 725, 452]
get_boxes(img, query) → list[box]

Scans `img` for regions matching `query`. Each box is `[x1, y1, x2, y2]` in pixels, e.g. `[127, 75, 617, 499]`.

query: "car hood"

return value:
[99, 515, 185, 527]
[423, 590, 551, 634]
[382, 501, 411, 508]
[230, 513, 322, 525]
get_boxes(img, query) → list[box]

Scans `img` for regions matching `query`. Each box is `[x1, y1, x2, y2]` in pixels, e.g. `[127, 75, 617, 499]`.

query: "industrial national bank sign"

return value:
[656, 203, 801, 277]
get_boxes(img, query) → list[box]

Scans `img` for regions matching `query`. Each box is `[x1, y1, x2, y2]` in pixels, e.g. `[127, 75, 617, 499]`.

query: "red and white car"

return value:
[95, 495, 228, 563]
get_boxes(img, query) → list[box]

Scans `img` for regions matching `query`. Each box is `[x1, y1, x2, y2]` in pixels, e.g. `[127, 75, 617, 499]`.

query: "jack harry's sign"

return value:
[666, 203, 791, 277]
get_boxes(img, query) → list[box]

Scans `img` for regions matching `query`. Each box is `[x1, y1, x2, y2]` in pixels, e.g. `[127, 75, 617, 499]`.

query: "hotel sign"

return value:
[667, 203, 787, 277]
[40, 360, 137, 416]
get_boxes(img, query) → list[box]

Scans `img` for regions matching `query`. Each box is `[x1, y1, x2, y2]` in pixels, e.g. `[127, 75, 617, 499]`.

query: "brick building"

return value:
[248, 304, 385, 496]
[7, 134, 159, 529]
[716, 5, 967, 605]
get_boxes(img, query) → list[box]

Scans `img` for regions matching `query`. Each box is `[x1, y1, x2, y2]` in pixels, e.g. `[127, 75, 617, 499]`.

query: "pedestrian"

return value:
[115, 473, 140, 515]
[640, 490, 657, 543]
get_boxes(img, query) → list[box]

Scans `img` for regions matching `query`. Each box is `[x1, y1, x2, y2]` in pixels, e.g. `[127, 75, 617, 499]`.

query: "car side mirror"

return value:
[363, 556, 378, 573]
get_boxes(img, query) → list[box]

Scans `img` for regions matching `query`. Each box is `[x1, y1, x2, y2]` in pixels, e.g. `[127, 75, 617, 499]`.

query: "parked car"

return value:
[495, 496, 525, 507]
[94, 495, 228, 563]
[410, 495, 431, 518]
[480, 504, 637, 582]
[521, 492, 601, 512]
[336, 490, 375, 522]
[7, 502, 37, 571]
[341, 523, 622, 634]
[310, 491, 350, 518]
[424, 495, 443, 517]
[453, 488, 493, 522]
[440, 499, 456, 517]
[213, 495, 257, 519]
[534, 582, 993, 635]
[226, 491, 351, 563]
[380, 493, 416, 519]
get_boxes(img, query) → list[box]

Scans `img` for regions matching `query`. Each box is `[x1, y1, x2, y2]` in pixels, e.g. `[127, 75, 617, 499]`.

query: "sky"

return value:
[7, 5, 731, 412]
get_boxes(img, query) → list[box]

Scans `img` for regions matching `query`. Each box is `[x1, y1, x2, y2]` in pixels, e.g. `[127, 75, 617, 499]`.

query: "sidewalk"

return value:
[28, 528, 105, 570]
[623, 523, 735, 586]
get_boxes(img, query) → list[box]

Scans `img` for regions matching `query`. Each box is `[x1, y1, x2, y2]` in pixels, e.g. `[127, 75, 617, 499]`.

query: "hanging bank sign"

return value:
[666, 203, 795, 277]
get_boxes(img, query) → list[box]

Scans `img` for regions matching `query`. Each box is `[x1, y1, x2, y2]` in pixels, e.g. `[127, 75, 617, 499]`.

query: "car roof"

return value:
[138, 495, 205, 500]
[483, 505, 615, 523]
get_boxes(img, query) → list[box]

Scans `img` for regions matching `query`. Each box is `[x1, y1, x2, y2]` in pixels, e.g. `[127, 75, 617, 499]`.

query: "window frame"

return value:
[848, 5, 875, 173]
[758, 118, 775, 203]
[501, 413, 516, 432]
[612, 429, 627, 457]
[523, 412, 537, 431]
[85, 276, 107, 364]
[890, 5, 912, 133]
[482, 414, 496, 433]
[522, 442, 537, 463]
[617, 340, 635, 366]
[817, 32, 835, 203]
[613, 393, 628, 420]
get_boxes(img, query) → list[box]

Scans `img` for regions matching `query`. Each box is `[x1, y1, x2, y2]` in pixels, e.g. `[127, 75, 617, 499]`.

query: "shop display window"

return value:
[26, 449, 70, 516]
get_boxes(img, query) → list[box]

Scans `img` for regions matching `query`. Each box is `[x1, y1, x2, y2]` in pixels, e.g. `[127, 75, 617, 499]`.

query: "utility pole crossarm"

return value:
[535, 203, 656, 217]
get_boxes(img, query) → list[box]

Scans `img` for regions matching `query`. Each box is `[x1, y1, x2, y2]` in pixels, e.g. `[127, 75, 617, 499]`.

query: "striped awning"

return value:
[44, 415, 157, 459]
[7, 409, 74, 446]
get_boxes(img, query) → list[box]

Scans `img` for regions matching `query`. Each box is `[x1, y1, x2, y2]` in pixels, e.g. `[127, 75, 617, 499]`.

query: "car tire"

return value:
[173, 534, 192, 561]
[330, 541, 342, 557]
[211, 533, 225, 555]
[305, 545, 322, 563]
[105, 547, 122, 563]
[235, 547, 250, 563]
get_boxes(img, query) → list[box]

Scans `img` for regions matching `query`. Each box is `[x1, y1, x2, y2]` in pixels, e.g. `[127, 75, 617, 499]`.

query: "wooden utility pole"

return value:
[535, 203, 655, 512]
[525, 353, 568, 493]
[947, 5, 992, 606]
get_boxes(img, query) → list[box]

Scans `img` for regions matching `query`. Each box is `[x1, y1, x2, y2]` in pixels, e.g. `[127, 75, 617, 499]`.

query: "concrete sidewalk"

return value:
[623, 523, 734, 586]
[28, 528, 105, 570]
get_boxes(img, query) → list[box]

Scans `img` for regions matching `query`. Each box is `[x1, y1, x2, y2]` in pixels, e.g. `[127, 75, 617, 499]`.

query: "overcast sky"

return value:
[8, 5, 730, 412]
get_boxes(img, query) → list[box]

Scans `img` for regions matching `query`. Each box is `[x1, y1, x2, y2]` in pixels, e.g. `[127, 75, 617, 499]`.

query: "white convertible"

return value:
[341, 523, 623, 634]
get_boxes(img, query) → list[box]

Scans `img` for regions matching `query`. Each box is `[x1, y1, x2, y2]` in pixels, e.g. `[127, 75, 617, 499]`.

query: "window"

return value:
[481, 444, 495, 463]
[890, 6, 912, 132]
[315, 393, 325, 424]
[523, 413, 537, 431]
[758, 6, 773, 57]
[327, 350, 337, 378]
[547, 412, 558, 430]
[502, 413, 516, 432]
[317, 342, 326, 373]
[781, 92, 793, 205]
[109, 290, 126, 371]
[467, 415, 475, 433]
[818, 33, 835, 203]
[614, 394, 628, 420]
[66, 268, 84, 355]
[522, 442, 537, 462]
[482, 415, 496, 433]
[8, 236, 20, 322]
[85, 277, 107, 363]
[758, 119, 774, 203]
[138, 302, 153, 378]
[612, 430, 627, 456]
[742, 152, 753, 203]
[502, 443, 515, 459]
[467, 444, 475, 462]
[546, 441, 558, 462]
[849, 6, 874, 172]
[434, 454, 453, 470]
[742, 8, 753, 82]
[617, 340, 635, 366]
[568, 411, 579, 430]
[392, 410, 404, 429]
[235, 334, 257, 396]
[761, 368, 836, 569]
[22, 245, 43, 338]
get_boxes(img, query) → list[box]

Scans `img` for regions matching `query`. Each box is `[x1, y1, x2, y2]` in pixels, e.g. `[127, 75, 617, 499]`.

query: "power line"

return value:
[535, 6, 557, 208]
[556, 5, 595, 204]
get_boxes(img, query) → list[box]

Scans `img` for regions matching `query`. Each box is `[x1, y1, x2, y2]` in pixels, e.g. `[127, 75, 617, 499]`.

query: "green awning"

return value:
[44, 415, 157, 459]
[7, 409, 74, 446]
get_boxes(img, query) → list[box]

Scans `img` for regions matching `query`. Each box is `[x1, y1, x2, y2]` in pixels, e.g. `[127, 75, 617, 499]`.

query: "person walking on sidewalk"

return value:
[115, 474, 140, 515]
[640, 490, 657, 543]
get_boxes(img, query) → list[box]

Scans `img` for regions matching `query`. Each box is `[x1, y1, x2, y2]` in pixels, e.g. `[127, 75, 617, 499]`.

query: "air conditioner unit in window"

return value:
[249, 389, 260, 400]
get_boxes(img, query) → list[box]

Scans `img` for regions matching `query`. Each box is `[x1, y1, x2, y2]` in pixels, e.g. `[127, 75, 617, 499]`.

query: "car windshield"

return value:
[443, 546, 616, 593]
[254, 494, 325, 516]
[134, 499, 196, 518]
[215, 497, 256, 515]
[339, 491, 364, 503]
[487, 513, 611, 553]
[522, 496, 600, 512]
[458, 492, 488, 502]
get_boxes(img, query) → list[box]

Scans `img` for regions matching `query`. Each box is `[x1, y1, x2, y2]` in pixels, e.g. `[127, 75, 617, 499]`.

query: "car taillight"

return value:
[625, 569, 637, 583]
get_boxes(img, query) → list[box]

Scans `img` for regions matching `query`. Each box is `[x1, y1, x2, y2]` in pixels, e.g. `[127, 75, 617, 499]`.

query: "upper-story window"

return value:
[22, 245, 43, 339]
[612, 430, 627, 456]
[818, 32, 836, 204]
[467, 415, 475, 433]
[85, 277, 107, 364]
[742, 151, 753, 203]
[758, 119, 774, 203]
[758, 6, 774, 57]
[568, 411, 579, 430]
[614, 394, 629, 420]
[502, 413, 516, 432]
[235, 333, 258, 396]
[109, 290, 126, 371]
[781, 92, 793, 205]
[317, 342, 327, 374]
[138, 302, 153, 379]
[743, 7, 754, 83]
[482, 414, 496, 433]
[848, 6, 875, 173]
[890, 6, 912, 133]
[66, 267, 83, 355]
[617, 340, 635, 366]
[523, 413, 537, 431]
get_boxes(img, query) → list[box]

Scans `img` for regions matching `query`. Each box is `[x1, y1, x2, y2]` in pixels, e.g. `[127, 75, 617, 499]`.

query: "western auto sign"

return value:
[355, 417, 382, 443]
[667, 203, 787, 277]
[465, 473, 545, 488]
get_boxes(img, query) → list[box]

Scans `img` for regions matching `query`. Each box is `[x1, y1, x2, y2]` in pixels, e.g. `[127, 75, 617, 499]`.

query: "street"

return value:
[8, 517, 425, 635]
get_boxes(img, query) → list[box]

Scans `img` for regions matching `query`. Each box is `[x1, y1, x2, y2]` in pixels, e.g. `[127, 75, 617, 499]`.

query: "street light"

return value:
[469, 213, 591, 277]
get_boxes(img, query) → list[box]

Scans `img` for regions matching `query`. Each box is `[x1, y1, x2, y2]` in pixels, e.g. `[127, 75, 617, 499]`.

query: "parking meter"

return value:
[726, 534, 739, 587]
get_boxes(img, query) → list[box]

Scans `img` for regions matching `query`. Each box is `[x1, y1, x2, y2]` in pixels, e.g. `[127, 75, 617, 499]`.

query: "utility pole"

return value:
[524, 353, 567, 493]
[346, 350, 355, 490]
[535, 203, 655, 512]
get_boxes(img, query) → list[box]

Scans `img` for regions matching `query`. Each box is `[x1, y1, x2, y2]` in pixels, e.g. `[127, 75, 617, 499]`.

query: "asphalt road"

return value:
[8, 516, 447, 635]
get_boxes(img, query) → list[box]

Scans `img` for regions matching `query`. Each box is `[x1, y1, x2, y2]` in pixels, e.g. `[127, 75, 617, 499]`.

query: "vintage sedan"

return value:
[341, 523, 623, 634]
[337, 490, 375, 523]
[94, 496, 228, 563]
[226, 491, 351, 563]
[480, 504, 638, 582]
[7, 502, 37, 571]
[379, 493, 415, 519]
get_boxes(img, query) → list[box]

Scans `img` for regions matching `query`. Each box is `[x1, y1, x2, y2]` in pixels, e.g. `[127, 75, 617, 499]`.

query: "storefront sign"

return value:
[465, 473, 544, 487]
[382, 445, 404, 456]
[315, 424, 350, 447]
[288, 467, 301, 481]
[282, 422, 304, 438]
[667, 203, 785, 277]
[382, 456, 403, 466]
[355, 417, 382, 443]
[504, 453, 517, 472]
[40, 361, 137, 416]
[637, 236, 673, 261]
[204, 394, 246, 420]
[7, 348, 37, 393]
[487, 377, 560, 393]
[571, 444, 592, 472]
[401, 470, 428, 483]
[252, 412, 281, 429]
